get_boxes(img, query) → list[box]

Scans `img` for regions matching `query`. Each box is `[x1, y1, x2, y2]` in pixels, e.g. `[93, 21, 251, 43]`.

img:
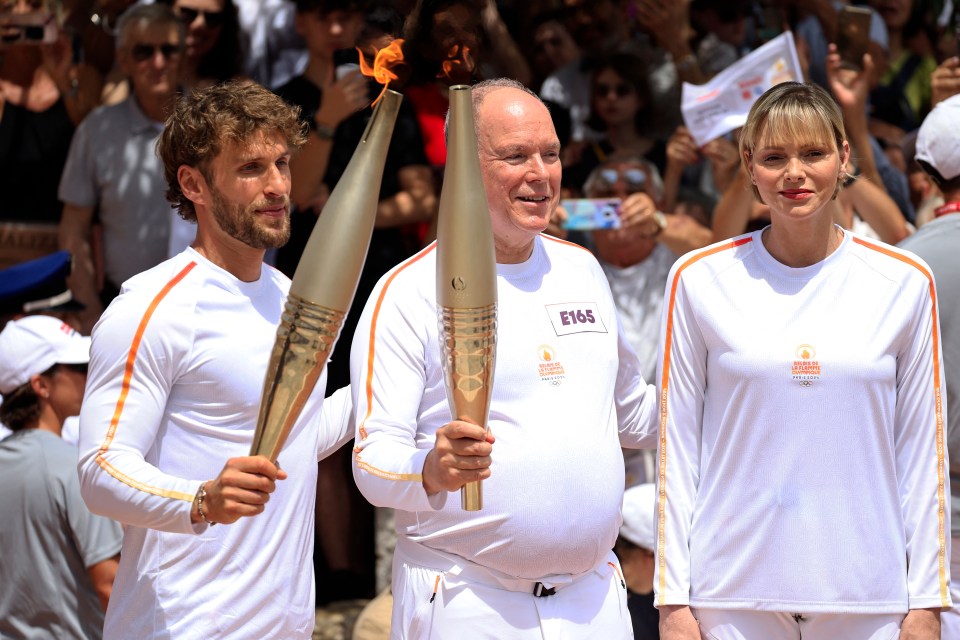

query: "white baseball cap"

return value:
[0, 316, 90, 395]
[916, 94, 960, 183]
[620, 483, 657, 551]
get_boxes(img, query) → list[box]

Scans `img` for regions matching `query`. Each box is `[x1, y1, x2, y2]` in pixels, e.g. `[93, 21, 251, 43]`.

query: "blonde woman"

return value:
[656, 81, 949, 640]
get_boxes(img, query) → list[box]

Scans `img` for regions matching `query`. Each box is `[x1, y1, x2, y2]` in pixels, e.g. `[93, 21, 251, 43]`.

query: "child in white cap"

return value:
[0, 315, 91, 435]
[0, 315, 121, 638]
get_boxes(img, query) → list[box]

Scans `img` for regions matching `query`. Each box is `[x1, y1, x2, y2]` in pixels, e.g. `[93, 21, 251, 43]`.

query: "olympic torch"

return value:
[436, 84, 498, 511]
[250, 46, 406, 462]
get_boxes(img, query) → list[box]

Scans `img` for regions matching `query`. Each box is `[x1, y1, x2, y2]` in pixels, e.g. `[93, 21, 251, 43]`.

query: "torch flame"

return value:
[439, 44, 474, 85]
[359, 38, 405, 106]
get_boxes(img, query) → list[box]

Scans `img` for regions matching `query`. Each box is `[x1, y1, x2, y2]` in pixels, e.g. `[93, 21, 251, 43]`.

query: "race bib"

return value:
[545, 302, 608, 336]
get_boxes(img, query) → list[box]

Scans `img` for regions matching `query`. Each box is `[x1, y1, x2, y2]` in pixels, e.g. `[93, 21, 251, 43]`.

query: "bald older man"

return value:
[350, 78, 659, 639]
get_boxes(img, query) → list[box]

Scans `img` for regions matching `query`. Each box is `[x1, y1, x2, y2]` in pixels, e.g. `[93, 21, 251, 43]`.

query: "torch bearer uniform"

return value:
[655, 229, 951, 632]
[351, 234, 659, 639]
[77, 248, 353, 639]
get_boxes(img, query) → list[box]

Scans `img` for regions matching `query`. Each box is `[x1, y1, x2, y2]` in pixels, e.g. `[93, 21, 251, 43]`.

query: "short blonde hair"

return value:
[739, 81, 849, 201]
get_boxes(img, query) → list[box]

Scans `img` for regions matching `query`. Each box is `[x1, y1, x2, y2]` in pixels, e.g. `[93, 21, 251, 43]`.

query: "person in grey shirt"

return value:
[898, 94, 960, 639]
[58, 3, 190, 334]
[0, 315, 122, 639]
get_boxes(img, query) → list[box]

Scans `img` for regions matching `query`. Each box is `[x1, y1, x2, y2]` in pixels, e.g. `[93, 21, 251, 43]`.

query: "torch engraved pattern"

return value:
[438, 304, 497, 510]
[250, 89, 403, 461]
[251, 295, 346, 462]
[436, 84, 498, 511]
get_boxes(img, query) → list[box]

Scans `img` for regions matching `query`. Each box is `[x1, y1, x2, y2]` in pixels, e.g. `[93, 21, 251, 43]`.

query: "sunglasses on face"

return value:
[176, 6, 225, 28]
[595, 82, 633, 99]
[130, 42, 181, 62]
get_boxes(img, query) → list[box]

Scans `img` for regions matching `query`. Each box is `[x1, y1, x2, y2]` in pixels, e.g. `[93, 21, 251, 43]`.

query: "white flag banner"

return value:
[680, 31, 803, 147]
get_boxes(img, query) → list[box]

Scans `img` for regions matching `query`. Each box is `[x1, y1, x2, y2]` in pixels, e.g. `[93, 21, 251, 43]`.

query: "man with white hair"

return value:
[351, 78, 659, 639]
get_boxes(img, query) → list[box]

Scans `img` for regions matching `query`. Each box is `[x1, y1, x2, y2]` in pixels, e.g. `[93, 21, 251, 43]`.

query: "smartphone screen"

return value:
[560, 199, 622, 231]
[837, 6, 871, 71]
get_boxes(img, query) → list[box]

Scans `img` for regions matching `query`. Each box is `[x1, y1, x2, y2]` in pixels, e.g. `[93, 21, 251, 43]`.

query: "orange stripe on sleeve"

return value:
[852, 237, 950, 606]
[359, 244, 436, 454]
[656, 237, 752, 604]
[94, 261, 198, 503]
[354, 452, 423, 482]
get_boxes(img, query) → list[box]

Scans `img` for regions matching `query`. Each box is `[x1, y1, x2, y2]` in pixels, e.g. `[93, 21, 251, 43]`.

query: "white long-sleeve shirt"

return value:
[350, 235, 658, 581]
[655, 228, 951, 613]
[78, 249, 352, 639]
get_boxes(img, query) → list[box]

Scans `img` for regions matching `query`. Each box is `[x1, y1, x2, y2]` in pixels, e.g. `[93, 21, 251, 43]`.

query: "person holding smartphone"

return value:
[583, 156, 711, 488]
[585, 157, 711, 385]
[0, 0, 102, 267]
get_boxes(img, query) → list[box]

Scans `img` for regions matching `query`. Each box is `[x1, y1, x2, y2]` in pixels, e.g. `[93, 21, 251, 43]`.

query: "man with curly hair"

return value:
[77, 80, 354, 639]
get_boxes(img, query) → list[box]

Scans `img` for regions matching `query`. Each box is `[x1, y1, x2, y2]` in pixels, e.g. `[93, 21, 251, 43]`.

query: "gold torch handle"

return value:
[438, 303, 497, 511]
[462, 477, 483, 512]
[251, 295, 345, 461]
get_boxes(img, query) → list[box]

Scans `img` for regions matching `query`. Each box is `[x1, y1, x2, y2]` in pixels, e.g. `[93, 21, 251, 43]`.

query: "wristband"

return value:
[196, 482, 216, 526]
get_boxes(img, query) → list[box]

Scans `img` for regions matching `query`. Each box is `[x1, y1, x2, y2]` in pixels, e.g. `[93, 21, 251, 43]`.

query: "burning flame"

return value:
[359, 38, 405, 106]
[439, 44, 474, 85]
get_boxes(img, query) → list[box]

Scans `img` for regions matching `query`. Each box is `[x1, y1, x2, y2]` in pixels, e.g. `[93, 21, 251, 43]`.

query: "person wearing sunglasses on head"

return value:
[58, 3, 193, 335]
[0, 315, 122, 639]
[583, 156, 711, 490]
[563, 48, 668, 198]
[159, 0, 246, 92]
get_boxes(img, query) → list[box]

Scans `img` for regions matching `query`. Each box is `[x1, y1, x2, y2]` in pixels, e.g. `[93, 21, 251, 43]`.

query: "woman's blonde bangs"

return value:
[754, 102, 842, 153]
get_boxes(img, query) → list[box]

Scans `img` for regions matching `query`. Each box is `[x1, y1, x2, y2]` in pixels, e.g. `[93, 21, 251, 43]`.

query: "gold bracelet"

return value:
[196, 482, 216, 526]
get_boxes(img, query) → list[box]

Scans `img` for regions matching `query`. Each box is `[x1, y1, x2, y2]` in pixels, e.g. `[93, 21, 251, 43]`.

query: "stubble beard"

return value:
[210, 187, 291, 250]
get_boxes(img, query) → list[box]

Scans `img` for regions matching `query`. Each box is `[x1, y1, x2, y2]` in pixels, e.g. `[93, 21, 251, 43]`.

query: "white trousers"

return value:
[941, 536, 960, 638]
[390, 538, 631, 640]
[692, 608, 903, 640]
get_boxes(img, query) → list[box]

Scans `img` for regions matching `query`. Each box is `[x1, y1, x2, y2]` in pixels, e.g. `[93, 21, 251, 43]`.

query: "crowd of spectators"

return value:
[1, 0, 959, 631]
